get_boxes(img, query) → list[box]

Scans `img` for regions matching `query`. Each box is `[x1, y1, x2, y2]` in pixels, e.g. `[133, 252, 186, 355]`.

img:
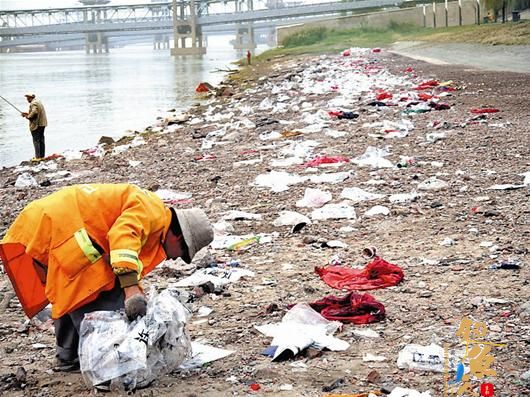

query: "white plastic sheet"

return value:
[296, 188, 332, 208]
[389, 192, 418, 203]
[418, 177, 449, 191]
[174, 267, 255, 288]
[273, 211, 311, 227]
[311, 203, 356, 220]
[365, 205, 390, 217]
[353, 146, 394, 168]
[14, 172, 38, 187]
[309, 171, 351, 184]
[340, 187, 385, 202]
[255, 303, 349, 361]
[221, 210, 262, 221]
[253, 171, 308, 192]
[397, 343, 446, 373]
[155, 189, 192, 203]
[389, 387, 432, 397]
[179, 342, 234, 370]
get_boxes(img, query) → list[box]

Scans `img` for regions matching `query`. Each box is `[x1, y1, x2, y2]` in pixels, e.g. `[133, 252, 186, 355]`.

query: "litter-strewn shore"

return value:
[0, 48, 529, 396]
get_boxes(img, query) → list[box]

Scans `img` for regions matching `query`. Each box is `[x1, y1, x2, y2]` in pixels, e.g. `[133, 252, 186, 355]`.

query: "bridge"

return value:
[0, 0, 401, 54]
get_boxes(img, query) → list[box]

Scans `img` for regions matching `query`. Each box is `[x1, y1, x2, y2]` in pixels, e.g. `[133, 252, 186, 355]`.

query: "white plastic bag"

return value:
[79, 289, 192, 391]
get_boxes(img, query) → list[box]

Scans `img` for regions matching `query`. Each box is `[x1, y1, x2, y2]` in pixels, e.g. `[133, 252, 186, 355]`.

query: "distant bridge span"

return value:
[0, 0, 401, 51]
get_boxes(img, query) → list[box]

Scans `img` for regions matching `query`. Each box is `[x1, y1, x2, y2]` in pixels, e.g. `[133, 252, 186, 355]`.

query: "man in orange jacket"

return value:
[0, 183, 214, 372]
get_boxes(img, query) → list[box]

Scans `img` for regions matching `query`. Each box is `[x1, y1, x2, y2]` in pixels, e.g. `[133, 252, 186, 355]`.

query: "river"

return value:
[0, 36, 268, 167]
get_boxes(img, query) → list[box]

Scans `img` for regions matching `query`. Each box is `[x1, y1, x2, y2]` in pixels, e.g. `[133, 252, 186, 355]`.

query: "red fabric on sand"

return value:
[315, 256, 404, 291]
[309, 291, 385, 324]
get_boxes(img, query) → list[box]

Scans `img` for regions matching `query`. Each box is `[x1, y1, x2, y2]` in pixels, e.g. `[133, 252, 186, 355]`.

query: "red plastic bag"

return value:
[470, 108, 499, 114]
[315, 256, 404, 290]
[376, 91, 393, 101]
[372, 48, 381, 53]
[414, 80, 439, 90]
[418, 92, 434, 101]
[304, 155, 350, 167]
[195, 82, 213, 93]
[309, 292, 385, 324]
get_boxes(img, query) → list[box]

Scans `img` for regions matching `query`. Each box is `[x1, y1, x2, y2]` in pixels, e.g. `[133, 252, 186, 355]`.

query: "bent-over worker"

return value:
[0, 183, 213, 372]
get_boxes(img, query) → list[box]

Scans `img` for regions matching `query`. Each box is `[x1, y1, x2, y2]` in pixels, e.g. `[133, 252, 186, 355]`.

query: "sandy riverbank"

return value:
[0, 48, 529, 396]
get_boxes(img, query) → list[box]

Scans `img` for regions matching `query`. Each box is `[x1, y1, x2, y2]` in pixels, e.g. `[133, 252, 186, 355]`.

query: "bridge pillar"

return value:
[233, 24, 257, 50]
[84, 8, 109, 54]
[154, 34, 170, 50]
[233, 0, 256, 50]
[170, 0, 206, 56]
[85, 32, 109, 54]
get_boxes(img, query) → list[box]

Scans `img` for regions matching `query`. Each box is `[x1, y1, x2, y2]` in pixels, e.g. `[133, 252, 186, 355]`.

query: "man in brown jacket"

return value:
[21, 93, 48, 160]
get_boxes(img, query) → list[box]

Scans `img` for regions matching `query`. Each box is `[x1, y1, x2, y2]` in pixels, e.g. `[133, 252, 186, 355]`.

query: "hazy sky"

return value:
[1, 1, 149, 10]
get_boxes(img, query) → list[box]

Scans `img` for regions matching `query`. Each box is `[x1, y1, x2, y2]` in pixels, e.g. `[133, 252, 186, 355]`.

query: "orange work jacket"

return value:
[0, 184, 172, 319]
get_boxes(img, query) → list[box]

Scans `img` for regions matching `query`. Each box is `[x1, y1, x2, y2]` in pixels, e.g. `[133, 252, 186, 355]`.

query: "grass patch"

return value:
[256, 20, 530, 61]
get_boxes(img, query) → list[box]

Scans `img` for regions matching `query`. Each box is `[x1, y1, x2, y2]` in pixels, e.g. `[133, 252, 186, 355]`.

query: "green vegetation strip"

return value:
[256, 20, 530, 60]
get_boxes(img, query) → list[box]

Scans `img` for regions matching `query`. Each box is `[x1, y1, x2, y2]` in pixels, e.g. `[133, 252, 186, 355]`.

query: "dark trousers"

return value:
[31, 126, 45, 158]
[54, 281, 124, 362]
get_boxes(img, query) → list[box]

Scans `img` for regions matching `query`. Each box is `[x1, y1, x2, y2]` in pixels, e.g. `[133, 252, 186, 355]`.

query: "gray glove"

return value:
[124, 294, 147, 321]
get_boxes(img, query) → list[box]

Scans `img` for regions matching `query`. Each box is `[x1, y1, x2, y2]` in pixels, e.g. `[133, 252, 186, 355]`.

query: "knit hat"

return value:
[172, 208, 213, 263]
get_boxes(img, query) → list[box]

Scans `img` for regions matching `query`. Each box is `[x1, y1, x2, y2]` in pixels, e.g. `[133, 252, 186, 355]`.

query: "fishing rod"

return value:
[0, 95, 24, 114]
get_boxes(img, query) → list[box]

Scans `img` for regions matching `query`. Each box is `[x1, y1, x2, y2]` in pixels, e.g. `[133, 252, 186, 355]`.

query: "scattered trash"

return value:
[470, 108, 499, 114]
[308, 292, 385, 324]
[364, 205, 390, 217]
[296, 188, 332, 208]
[174, 267, 255, 288]
[489, 260, 522, 270]
[304, 155, 350, 167]
[179, 342, 234, 370]
[487, 184, 526, 190]
[197, 306, 213, 317]
[227, 236, 261, 251]
[440, 238, 456, 246]
[417, 177, 448, 191]
[155, 189, 192, 204]
[388, 387, 432, 397]
[323, 240, 348, 248]
[389, 192, 418, 203]
[222, 210, 262, 221]
[195, 82, 214, 93]
[254, 171, 308, 192]
[273, 211, 312, 227]
[340, 187, 385, 202]
[311, 203, 357, 220]
[352, 328, 380, 338]
[315, 256, 404, 291]
[255, 303, 349, 361]
[322, 378, 345, 392]
[309, 171, 352, 184]
[14, 173, 38, 188]
[353, 146, 394, 168]
[397, 343, 449, 373]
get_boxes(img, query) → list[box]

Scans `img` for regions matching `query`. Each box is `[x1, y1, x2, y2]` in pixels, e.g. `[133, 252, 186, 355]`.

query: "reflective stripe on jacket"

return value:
[0, 184, 171, 319]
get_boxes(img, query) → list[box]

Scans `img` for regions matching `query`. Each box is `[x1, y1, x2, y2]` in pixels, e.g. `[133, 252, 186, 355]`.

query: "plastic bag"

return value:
[79, 289, 192, 391]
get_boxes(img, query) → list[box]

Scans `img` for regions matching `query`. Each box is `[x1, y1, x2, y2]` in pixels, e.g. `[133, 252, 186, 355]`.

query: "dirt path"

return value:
[390, 41, 530, 73]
